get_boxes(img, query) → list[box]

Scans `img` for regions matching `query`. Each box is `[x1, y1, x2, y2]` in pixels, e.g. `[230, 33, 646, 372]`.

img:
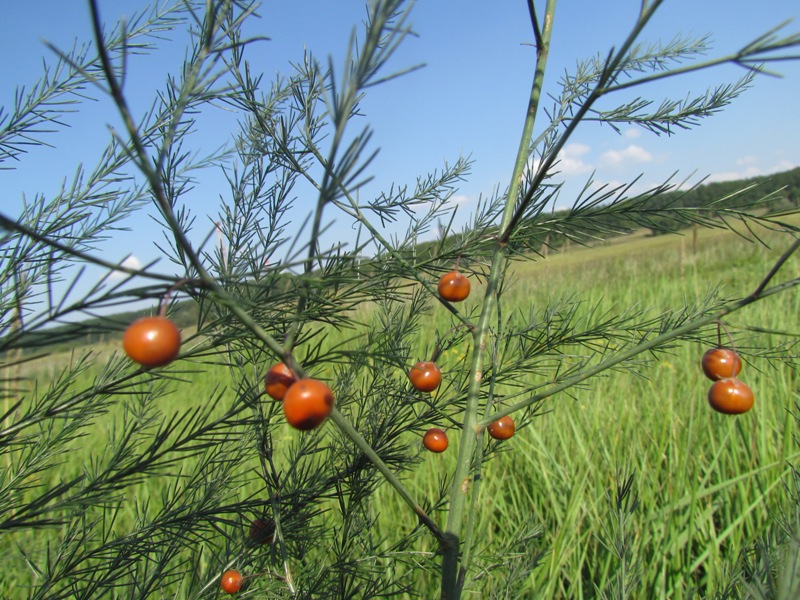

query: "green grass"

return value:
[372, 224, 800, 597]
[4, 223, 800, 598]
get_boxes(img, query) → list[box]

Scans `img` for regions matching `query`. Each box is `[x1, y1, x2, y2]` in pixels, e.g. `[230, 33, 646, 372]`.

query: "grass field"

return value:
[4, 221, 800, 598]
[379, 223, 800, 597]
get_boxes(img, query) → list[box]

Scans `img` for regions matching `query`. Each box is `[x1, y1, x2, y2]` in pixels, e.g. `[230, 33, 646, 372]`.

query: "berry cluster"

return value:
[121, 267, 514, 590]
[701, 347, 754, 414]
[411, 270, 516, 453]
[123, 316, 336, 432]
[266, 368, 335, 431]
[120, 316, 278, 592]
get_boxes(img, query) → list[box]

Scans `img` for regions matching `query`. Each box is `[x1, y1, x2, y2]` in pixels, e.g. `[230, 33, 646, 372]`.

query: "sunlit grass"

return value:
[374, 223, 800, 597]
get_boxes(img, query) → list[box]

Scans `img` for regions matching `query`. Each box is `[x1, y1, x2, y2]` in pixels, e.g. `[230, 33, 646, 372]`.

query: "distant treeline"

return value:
[392, 166, 800, 263]
[643, 166, 800, 235]
[6, 167, 799, 356]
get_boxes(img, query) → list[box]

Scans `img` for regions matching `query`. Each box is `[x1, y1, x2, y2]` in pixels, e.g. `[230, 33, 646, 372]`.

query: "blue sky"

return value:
[2, 0, 800, 282]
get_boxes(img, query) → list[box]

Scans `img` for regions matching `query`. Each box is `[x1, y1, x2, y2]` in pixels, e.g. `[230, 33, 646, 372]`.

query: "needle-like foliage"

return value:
[2, 1, 800, 598]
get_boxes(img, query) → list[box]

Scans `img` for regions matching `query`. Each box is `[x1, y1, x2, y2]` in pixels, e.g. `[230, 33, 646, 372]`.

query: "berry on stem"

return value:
[265, 362, 297, 400]
[123, 316, 181, 368]
[708, 378, 754, 414]
[487, 415, 515, 440]
[282, 378, 335, 430]
[438, 270, 471, 302]
[701, 348, 742, 381]
[249, 518, 276, 545]
[408, 361, 442, 393]
[423, 428, 449, 453]
[220, 569, 244, 594]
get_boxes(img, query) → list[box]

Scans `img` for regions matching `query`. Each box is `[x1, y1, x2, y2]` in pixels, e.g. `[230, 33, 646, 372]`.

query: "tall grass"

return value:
[375, 224, 800, 597]
[6, 224, 799, 598]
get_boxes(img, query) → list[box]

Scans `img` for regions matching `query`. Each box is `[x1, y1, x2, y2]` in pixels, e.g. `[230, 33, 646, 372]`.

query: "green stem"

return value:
[456, 302, 505, 591]
[454, 368, 498, 591]
[440, 2, 556, 597]
[327, 409, 446, 541]
[500, 0, 664, 241]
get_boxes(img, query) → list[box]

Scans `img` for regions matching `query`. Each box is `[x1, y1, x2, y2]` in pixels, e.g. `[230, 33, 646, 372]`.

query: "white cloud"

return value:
[447, 194, 471, 206]
[706, 158, 797, 184]
[706, 167, 762, 183]
[109, 255, 142, 280]
[623, 128, 642, 139]
[770, 159, 796, 173]
[555, 143, 593, 176]
[524, 143, 594, 181]
[599, 144, 653, 167]
[563, 142, 591, 157]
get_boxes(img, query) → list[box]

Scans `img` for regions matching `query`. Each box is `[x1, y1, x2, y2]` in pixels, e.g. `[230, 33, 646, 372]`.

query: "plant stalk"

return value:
[440, 2, 556, 597]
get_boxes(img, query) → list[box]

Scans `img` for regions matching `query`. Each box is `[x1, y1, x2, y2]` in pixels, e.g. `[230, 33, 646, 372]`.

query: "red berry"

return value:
[708, 378, 754, 415]
[282, 378, 334, 430]
[438, 270, 471, 302]
[265, 362, 297, 400]
[220, 569, 244, 594]
[408, 361, 442, 393]
[701, 348, 742, 381]
[123, 316, 181, 368]
[487, 416, 515, 440]
[423, 428, 449, 453]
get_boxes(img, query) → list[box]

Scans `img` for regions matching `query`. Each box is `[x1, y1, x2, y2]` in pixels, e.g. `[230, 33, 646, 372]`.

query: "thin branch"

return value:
[0, 212, 177, 284]
[751, 236, 800, 297]
[527, 0, 542, 51]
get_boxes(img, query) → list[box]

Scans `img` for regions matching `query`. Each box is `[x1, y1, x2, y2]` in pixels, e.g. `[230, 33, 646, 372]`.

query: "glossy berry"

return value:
[708, 378, 754, 415]
[265, 362, 297, 400]
[249, 518, 275, 545]
[438, 270, 471, 302]
[701, 348, 742, 381]
[423, 428, 449, 453]
[220, 569, 244, 594]
[282, 378, 335, 430]
[408, 361, 442, 393]
[123, 316, 181, 368]
[487, 415, 515, 440]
